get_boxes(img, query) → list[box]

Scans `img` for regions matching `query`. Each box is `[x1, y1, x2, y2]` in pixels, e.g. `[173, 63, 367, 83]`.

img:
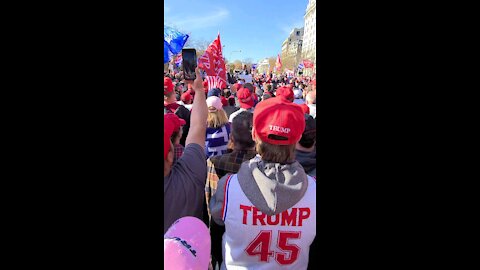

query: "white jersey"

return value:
[221, 174, 316, 270]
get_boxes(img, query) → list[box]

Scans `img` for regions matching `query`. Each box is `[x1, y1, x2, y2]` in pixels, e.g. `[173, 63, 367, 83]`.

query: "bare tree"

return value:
[282, 56, 296, 71]
[268, 57, 277, 73]
[233, 60, 243, 70]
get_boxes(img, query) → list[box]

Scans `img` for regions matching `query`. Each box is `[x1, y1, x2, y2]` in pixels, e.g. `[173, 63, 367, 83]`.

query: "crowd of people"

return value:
[164, 66, 317, 270]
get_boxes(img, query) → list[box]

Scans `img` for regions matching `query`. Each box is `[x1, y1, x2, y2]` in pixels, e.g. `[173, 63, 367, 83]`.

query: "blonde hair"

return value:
[207, 109, 229, 128]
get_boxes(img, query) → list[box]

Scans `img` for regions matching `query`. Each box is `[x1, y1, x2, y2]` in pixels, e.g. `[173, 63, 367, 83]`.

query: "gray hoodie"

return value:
[210, 156, 310, 225]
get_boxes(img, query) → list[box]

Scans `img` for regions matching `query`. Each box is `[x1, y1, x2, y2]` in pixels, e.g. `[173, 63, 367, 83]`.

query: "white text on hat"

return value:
[269, 125, 290, 134]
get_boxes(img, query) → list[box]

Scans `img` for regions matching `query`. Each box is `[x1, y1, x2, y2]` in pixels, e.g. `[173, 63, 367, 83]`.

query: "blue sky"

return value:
[164, 0, 309, 63]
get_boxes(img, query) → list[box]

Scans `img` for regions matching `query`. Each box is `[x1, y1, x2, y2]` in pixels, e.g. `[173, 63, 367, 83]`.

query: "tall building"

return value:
[281, 27, 304, 72]
[302, 0, 316, 76]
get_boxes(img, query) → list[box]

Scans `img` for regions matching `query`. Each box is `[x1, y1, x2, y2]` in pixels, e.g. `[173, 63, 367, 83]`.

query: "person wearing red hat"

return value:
[164, 68, 209, 234]
[243, 83, 259, 106]
[178, 91, 193, 111]
[209, 96, 316, 270]
[275, 86, 294, 102]
[299, 103, 310, 114]
[228, 87, 255, 123]
[220, 95, 228, 107]
[231, 83, 240, 95]
[165, 77, 191, 146]
[165, 113, 187, 163]
[229, 82, 242, 107]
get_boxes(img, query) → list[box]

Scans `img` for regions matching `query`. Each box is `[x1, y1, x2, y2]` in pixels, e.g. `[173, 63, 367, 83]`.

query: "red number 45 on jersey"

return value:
[245, 230, 301, 265]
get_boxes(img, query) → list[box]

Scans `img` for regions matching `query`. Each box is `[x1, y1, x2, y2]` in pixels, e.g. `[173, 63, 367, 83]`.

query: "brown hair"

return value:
[170, 126, 183, 145]
[164, 91, 175, 100]
[231, 111, 255, 149]
[255, 138, 296, 164]
[207, 109, 229, 128]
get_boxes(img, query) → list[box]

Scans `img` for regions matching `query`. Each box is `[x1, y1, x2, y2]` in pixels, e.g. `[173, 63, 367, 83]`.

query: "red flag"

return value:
[276, 54, 282, 71]
[198, 33, 227, 89]
[303, 59, 314, 68]
[205, 76, 225, 90]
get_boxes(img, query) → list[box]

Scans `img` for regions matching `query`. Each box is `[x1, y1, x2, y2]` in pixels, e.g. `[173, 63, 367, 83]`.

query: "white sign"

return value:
[238, 74, 253, 83]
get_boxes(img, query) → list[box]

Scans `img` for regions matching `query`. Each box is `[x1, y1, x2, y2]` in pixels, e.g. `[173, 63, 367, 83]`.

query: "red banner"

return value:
[303, 59, 314, 68]
[205, 76, 224, 90]
[198, 34, 227, 89]
[276, 54, 282, 71]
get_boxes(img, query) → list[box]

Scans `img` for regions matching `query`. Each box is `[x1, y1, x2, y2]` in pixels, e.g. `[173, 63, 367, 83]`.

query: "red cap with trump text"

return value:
[253, 97, 305, 145]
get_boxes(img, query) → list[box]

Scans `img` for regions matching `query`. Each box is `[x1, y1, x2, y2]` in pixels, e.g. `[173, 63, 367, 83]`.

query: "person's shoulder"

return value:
[208, 153, 223, 165]
[177, 104, 189, 111]
[228, 111, 237, 122]
[210, 151, 237, 167]
[178, 143, 205, 163]
[184, 143, 204, 153]
[172, 143, 207, 181]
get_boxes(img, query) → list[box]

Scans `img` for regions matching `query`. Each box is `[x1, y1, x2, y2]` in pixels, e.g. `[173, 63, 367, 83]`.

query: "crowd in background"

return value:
[164, 66, 317, 270]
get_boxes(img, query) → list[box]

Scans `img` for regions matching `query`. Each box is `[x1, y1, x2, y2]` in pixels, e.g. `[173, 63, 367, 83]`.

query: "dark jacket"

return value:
[227, 72, 235, 84]
[295, 149, 316, 177]
[223, 105, 240, 119]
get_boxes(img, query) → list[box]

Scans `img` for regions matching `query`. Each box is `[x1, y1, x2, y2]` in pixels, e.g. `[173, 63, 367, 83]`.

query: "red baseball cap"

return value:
[253, 97, 305, 145]
[164, 113, 186, 159]
[276, 86, 294, 101]
[181, 91, 192, 103]
[237, 88, 254, 109]
[165, 113, 186, 133]
[220, 96, 228, 107]
[300, 103, 310, 114]
[164, 77, 174, 95]
[164, 115, 174, 159]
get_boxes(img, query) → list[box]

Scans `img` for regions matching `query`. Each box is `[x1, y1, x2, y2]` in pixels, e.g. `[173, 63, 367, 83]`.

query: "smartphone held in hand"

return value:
[182, 48, 197, 81]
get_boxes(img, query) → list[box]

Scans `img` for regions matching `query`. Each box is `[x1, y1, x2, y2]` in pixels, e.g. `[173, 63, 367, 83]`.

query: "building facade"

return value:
[280, 27, 304, 72]
[302, 0, 316, 76]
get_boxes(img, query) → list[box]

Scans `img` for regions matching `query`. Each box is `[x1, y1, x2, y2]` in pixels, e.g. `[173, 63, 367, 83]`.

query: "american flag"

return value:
[175, 54, 182, 67]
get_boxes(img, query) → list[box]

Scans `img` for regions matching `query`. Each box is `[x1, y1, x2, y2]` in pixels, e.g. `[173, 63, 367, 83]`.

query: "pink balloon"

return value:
[164, 216, 211, 270]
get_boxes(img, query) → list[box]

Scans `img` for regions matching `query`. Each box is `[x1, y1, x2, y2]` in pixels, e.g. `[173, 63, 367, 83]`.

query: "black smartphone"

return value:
[182, 48, 197, 80]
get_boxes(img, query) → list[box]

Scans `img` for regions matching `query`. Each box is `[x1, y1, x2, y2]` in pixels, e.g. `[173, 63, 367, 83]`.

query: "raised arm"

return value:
[185, 68, 208, 147]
